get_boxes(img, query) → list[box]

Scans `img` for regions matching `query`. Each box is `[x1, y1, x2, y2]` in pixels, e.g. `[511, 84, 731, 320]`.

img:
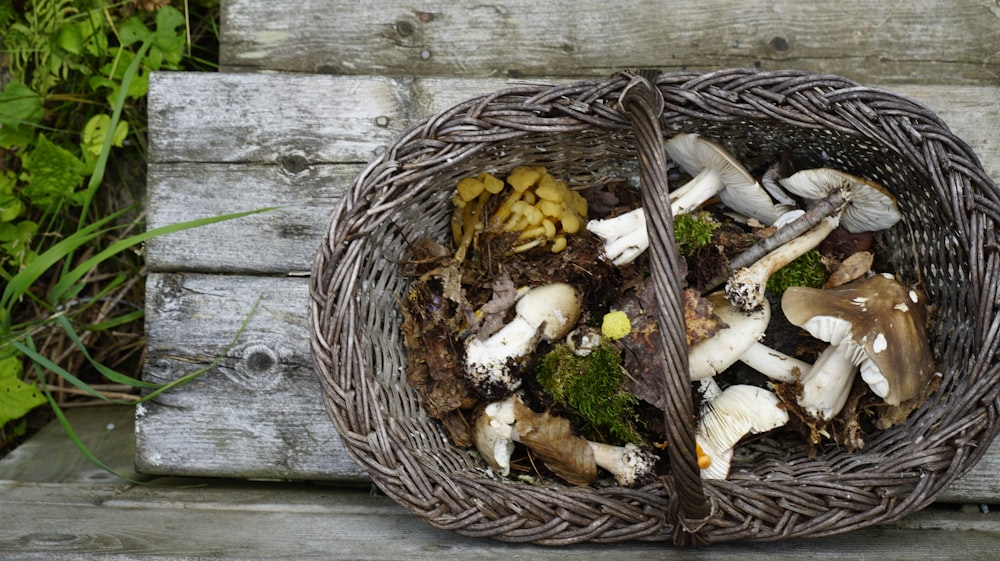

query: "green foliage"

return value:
[766, 249, 829, 296]
[0, 0, 228, 461]
[673, 211, 720, 255]
[536, 343, 642, 444]
[0, 353, 46, 426]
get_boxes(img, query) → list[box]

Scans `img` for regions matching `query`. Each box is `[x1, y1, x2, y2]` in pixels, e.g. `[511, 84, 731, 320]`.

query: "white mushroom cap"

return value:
[665, 134, 779, 224]
[697, 384, 789, 479]
[781, 273, 936, 407]
[778, 168, 901, 233]
[688, 291, 770, 380]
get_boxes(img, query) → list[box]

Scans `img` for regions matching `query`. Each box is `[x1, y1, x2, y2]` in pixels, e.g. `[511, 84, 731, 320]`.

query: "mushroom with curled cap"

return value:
[696, 381, 790, 480]
[464, 282, 582, 399]
[780, 273, 939, 426]
[473, 395, 658, 487]
[712, 168, 901, 302]
[665, 134, 782, 225]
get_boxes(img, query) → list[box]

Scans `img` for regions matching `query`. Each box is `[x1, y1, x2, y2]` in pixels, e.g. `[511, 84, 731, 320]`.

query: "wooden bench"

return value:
[2, 1, 999, 558]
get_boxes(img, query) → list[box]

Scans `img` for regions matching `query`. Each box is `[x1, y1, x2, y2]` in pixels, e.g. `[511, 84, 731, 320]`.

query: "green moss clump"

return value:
[766, 249, 829, 296]
[673, 211, 720, 255]
[535, 343, 641, 444]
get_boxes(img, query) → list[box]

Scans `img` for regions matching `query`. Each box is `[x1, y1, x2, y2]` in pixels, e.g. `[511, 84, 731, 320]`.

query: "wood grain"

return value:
[220, 0, 1000, 85]
[138, 273, 368, 481]
[2, 479, 999, 559]
[146, 73, 1000, 274]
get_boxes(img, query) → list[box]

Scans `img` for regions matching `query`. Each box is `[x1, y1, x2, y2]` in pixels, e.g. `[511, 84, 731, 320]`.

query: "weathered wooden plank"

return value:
[147, 72, 510, 165]
[137, 273, 368, 481]
[144, 162, 353, 274]
[0, 407, 141, 484]
[146, 73, 1000, 273]
[2, 478, 1000, 560]
[220, 0, 1000, 85]
[140, 270, 1000, 501]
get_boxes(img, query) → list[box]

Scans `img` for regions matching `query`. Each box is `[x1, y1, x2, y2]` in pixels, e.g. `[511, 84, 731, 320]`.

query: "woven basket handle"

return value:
[619, 70, 711, 544]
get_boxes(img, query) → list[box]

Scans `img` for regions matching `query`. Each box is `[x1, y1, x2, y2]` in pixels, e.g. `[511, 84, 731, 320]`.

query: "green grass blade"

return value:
[136, 294, 262, 403]
[38, 384, 150, 485]
[11, 338, 132, 404]
[49, 207, 278, 304]
[0, 208, 129, 315]
[83, 309, 144, 331]
[77, 40, 152, 226]
[53, 315, 160, 389]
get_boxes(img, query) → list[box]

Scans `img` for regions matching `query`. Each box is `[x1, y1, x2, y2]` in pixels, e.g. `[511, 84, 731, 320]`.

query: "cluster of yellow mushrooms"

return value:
[451, 166, 588, 259]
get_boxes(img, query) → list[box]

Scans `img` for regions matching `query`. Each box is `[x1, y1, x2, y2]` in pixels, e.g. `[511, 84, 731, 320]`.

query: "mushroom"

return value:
[779, 168, 901, 234]
[725, 215, 840, 312]
[696, 382, 789, 479]
[688, 291, 808, 383]
[705, 168, 901, 295]
[780, 273, 938, 423]
[473, 395, 658, 486]
[665, 134, 780, 224]
[586, 207, 648, 266]
[465, 282, 582, 399]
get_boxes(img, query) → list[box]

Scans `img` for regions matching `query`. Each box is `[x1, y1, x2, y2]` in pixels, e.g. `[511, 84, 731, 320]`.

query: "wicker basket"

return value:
[309, 68, 1000, 545]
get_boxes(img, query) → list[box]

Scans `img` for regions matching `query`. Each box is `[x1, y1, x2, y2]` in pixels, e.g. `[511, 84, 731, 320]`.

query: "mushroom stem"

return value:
[586, 208, 649, 265]
[700, 191, 845, 293]
[798, 343, 861, 421]
[587, 441, 658, 487]
[725, 215, 840, 312]
[738, 342, 810, 384]
[669, 168, 724, 216]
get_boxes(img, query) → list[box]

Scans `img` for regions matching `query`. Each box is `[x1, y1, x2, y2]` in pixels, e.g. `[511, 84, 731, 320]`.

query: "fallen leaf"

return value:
[513, 398, 597, 485]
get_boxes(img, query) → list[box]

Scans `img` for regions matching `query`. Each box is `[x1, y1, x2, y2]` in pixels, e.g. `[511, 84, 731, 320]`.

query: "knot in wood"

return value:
[279, 154, 309, 175]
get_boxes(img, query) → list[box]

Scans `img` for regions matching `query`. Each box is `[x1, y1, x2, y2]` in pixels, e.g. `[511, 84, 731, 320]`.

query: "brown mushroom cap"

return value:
[781, 273, 937, 407]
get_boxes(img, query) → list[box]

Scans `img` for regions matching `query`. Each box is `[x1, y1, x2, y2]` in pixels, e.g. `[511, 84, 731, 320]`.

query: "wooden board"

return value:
[138, 273, 368, 482]
[3, 479, 1000, 560]
[0, 407, 141, 484]
[219, 0, 1000, 86]
[146, 72, 1000, 274]
[7, 407, 1000, 560]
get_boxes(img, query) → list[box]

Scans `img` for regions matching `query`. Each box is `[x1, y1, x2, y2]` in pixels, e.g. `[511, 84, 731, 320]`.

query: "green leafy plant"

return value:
[0, 0, 227, 467]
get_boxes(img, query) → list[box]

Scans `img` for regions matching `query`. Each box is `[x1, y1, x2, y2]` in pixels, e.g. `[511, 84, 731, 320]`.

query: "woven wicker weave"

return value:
[309, 68, 1000, 545]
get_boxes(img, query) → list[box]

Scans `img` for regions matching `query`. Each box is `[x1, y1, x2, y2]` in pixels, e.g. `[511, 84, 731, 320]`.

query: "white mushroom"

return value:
[473, 395, 658, 486]
[665, 134, 780, 224]
[688, 291, 807, 383]
[587, 441, 658, 487]
[779, 168, 901, 234]
[725, 215, 840, 312]
[707, 168, 901, 295]
[465, 283, 582, 399]
[586, 207, 648, 266]
[473, 397, 518, 475]
[781, 273, 938, 422]
[696, 383, 789, 479]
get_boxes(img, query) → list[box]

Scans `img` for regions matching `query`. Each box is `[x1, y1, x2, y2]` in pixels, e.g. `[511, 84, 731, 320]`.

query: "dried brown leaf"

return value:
[513, 399, 597, 485]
